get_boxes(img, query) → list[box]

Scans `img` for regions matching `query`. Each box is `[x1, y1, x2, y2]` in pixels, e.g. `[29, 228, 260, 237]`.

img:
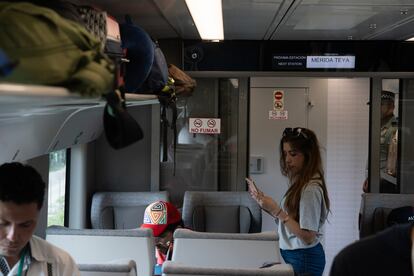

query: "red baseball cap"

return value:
[141, 201, 181, 237]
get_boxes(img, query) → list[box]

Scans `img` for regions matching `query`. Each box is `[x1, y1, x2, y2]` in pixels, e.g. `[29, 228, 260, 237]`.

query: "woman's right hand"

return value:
[246, 178, 281, 216]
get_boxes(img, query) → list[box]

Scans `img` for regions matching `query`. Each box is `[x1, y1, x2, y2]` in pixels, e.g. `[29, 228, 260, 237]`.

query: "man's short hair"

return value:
[0, 162, 46, 209]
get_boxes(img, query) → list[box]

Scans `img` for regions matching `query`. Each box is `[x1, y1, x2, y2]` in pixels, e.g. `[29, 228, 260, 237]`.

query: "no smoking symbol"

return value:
[207, 120, 216, 128]
[194, 119, 202, 127]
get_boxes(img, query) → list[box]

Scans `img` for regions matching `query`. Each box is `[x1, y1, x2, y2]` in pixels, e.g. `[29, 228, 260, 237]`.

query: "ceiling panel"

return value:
[153, 0, 199, 39]
[302, 0, 414, 5]
[84, 0, 179, 39]
[272, 1, 414, 40]
[293, 7, 377, 30]
[83, 0, 414, 41]
[222, 0, 283, 39]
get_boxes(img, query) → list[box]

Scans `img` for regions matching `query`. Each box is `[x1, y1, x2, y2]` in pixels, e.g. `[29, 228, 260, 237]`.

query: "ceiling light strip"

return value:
[185, 0, 224, 40]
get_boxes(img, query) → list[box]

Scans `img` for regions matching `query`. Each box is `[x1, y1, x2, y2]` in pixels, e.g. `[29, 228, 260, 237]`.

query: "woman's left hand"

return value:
[248, 184, 281, 216]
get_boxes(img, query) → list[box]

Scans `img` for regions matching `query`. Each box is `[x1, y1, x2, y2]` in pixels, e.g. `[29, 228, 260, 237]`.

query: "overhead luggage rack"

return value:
[0, 83, 159, 119]
[124, 93, 158, 106]
[0, 83, 98, 119]
[0, 83, 160, 163]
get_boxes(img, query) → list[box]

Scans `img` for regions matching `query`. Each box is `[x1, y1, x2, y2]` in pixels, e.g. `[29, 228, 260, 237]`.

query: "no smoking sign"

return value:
[189, 118, 221, 134]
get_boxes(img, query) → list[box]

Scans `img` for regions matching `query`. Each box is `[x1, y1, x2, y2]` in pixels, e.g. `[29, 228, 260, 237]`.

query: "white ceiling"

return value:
[87, 0, 414, 40]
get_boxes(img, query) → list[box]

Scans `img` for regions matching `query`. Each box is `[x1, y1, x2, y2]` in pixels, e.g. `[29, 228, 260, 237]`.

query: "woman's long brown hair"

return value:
[279, 128, 330, 222]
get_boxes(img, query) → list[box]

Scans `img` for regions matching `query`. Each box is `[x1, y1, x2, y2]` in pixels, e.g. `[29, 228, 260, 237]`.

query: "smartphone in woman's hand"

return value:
[246, 177, 259, 193]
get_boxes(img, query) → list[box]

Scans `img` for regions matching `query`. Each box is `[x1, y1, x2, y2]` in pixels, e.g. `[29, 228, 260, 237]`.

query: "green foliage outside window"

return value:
[47, 196, 65, 226]
[48, 149, 66, 226]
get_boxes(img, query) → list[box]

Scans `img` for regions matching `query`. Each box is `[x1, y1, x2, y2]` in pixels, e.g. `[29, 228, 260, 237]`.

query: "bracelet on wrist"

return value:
[282, 215, 290, 224]
[274, 208, 282, 218]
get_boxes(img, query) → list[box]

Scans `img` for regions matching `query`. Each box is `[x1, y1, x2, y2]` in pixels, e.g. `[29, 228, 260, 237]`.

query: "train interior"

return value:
[2, 1, 414, 275]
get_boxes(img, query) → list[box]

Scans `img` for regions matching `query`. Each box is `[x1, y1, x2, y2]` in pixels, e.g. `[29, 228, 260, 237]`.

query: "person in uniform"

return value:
[363, 90, 398, 193]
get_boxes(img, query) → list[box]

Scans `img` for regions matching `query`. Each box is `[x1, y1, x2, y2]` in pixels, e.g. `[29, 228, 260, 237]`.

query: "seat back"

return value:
[172, 229, 281, 269]
[182, 191, 261, 233]
[46, 226, 155, 276]
[162, 261, 294, 276]
[91, 191, 169, 229]
[360, 193, 414, 238]
[78, 260, 137, 276]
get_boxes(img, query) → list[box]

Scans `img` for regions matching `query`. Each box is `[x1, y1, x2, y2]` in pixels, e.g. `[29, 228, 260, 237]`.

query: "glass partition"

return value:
[377, 79, 399, 193]
[160, 78, 247, 206]
[372, 78, 414, 194]
[399, 79, 414, 193]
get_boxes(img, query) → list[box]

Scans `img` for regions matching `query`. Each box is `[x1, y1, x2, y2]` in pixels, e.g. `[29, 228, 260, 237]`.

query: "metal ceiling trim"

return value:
[266, 0, 300, 40]
[362, 14, 414, 40]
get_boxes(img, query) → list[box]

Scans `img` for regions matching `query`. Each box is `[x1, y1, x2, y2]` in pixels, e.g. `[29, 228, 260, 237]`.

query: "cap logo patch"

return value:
[143, 201, 167, 224]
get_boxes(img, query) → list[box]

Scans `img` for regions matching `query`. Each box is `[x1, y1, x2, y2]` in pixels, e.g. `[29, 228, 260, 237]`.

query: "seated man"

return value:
[0, 162, 80, 276]
[141, 201, 183, 274]
[330, 222, 414, 276]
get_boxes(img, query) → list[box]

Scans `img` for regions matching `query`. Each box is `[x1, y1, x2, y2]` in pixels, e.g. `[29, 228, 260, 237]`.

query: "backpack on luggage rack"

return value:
[120, 15, 178, 172]
[72, 8, 144, 149]
[0, 1, 114, 97]
[168, 64, 196, 98]
[103, 86, 144, 150]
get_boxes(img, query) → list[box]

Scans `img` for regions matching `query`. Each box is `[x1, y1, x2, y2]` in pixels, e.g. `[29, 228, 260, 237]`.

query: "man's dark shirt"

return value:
[330, 223, 413, 276]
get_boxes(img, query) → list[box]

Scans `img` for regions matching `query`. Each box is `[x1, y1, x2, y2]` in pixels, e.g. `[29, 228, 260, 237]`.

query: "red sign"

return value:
[273, 90, 285, 111]
[274, 91, 283, 100]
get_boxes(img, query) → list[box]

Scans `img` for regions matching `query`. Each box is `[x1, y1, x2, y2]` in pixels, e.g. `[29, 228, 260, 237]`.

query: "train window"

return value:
[47, 149, 67, 226]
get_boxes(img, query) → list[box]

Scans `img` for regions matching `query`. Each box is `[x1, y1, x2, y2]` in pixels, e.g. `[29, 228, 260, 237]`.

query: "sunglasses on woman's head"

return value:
[283, 127, 309, 140]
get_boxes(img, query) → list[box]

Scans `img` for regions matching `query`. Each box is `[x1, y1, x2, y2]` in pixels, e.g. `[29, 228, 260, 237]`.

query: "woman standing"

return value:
[247, 127, 330, 276]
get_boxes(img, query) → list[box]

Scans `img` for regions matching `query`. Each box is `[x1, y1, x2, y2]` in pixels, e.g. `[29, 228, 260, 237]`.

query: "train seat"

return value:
[91, 191, 169, 229]
[78, 260, 137, 276]
[161, 261, 294, 276]
[172, 229, 281, 269]
[359, 193, 414, 238]
[46, 226, 155, 276]
[182, 191, 261, 233]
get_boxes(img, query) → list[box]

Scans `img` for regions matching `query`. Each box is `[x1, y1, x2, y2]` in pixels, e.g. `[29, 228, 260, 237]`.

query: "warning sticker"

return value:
[269, 110, 288, 120]
[189, 118, 221, 134]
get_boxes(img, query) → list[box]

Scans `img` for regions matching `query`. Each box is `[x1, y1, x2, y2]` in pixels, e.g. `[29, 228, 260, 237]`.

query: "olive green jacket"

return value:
[0, 2, 114, 96]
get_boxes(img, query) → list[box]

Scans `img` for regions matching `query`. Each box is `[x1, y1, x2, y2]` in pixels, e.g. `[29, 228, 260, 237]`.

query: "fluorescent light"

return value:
[406, 37, 414, 41]
[185, 0, 224, 40]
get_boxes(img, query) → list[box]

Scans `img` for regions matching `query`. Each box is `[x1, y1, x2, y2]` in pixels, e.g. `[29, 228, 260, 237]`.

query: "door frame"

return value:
[189, 71, 414, 192]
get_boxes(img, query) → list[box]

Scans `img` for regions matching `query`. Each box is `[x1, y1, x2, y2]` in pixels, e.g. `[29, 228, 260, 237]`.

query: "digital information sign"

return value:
[272, 55, 355, 70]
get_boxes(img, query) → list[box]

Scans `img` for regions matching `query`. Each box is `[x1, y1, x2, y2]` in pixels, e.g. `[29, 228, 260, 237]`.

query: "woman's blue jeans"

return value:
[280, 243, 325, 276]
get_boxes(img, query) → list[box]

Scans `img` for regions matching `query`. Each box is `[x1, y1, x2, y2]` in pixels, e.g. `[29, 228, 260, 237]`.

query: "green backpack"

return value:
[0, 2, 114, 96]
